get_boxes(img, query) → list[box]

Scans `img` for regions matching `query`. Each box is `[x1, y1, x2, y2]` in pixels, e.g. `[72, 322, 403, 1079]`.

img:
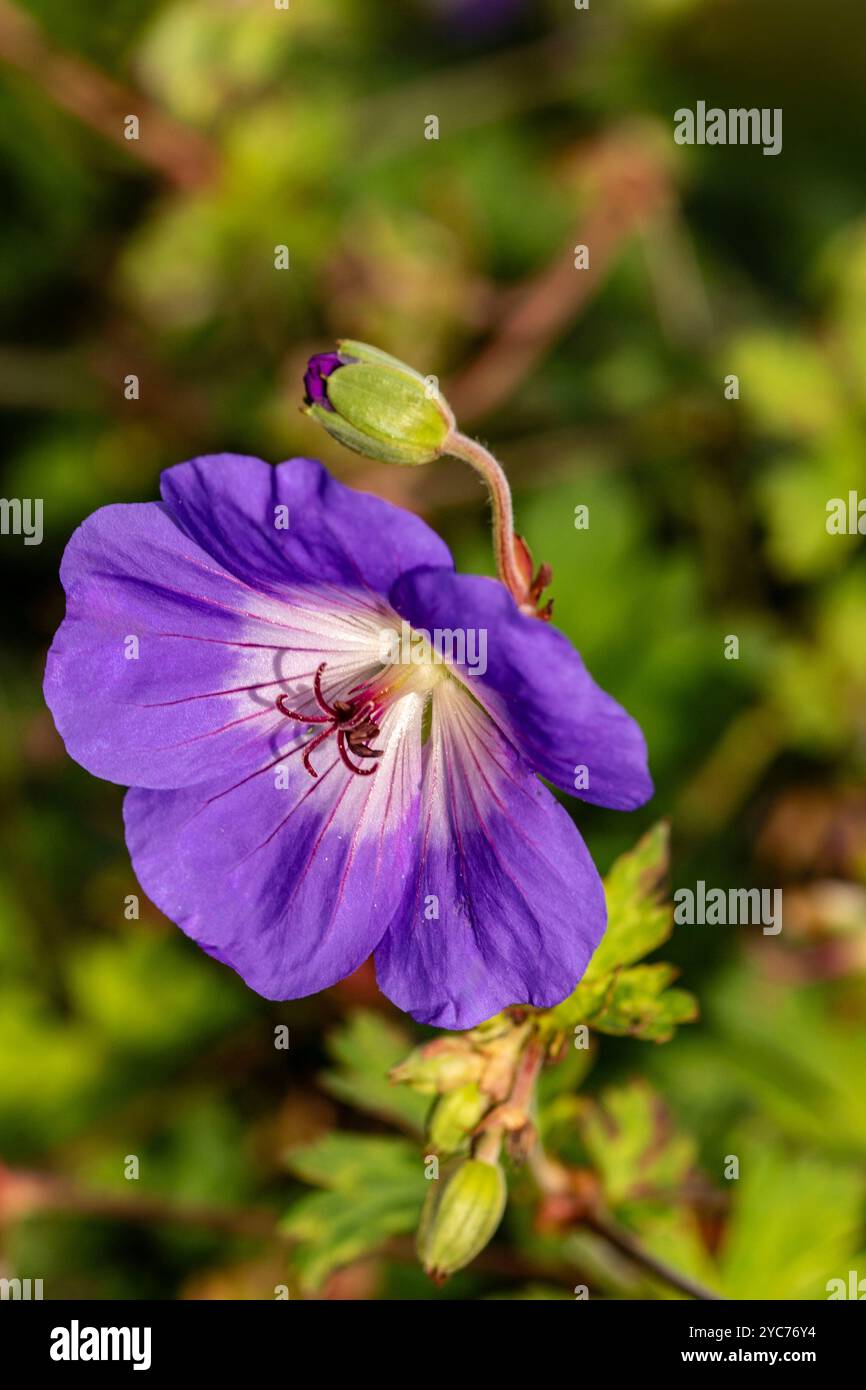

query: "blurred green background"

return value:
[1, 0, 865, 1300]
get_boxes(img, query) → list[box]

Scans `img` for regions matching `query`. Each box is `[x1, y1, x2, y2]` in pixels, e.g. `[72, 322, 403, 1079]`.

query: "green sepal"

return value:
[337, 339, 429, 381]
[303, 402, 434, 465]
[325, 362, 451, 464]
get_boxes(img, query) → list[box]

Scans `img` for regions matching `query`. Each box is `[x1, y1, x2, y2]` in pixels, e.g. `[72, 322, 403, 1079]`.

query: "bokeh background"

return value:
[1, 0, 865, 1300]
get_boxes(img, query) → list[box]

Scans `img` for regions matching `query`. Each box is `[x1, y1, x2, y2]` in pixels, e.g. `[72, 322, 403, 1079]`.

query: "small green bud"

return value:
[390, 1039, 484, 1095]
[302, 341, 454, 466]
[417, 1158, 506, 1281]
[428, 1083, 490, 1156]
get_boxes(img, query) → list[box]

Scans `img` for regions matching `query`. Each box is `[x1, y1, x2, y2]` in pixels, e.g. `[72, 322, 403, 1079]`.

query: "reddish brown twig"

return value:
[0, 0, 217, 188]
[0, 1163, 282, 1243]
[446, 132, 672, 423]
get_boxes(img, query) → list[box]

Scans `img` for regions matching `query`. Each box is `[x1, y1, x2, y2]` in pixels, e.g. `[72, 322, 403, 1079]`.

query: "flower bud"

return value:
[302, 340, 454, 466]
[428, 1082, 490, 1156]
[390, 1038, 484, 1095]
[417, 1158, 506, 1281]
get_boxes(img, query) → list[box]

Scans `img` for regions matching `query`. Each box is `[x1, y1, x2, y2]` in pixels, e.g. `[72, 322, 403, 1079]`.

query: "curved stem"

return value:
[509, 1035, 545, 1111]
[527, 1149, 723, 1302]
[585, 1211, 725, 1303]
[445, 429, 526, 603]
[474, 1128, 504, 1166]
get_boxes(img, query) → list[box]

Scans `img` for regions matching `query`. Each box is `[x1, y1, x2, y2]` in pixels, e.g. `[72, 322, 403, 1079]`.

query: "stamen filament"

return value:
[275, 663, 382, 779]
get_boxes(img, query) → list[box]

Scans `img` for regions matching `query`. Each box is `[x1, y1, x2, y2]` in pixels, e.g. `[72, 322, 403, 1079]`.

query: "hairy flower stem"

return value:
[445, 429, 533, 610]
[509, 1035, 545, 1112]
[472, 1032, 546, 1166]
[474, 1128, 504, 1166]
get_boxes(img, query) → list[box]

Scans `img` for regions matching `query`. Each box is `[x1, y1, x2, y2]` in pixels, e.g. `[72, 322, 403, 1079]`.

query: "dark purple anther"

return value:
[303, 352, 344, 411]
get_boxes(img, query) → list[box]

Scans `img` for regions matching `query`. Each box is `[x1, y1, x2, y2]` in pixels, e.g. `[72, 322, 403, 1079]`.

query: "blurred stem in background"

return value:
[0, 0, 217, 187]
[0, 1156, 722, 1299]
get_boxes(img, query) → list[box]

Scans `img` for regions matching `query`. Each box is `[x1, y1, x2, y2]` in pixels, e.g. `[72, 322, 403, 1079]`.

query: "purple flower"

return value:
[43, 455, 652, 1030]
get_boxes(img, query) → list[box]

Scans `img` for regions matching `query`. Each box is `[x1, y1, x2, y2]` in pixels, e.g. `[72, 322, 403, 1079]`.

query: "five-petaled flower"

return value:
[44, 454, 652, 1029]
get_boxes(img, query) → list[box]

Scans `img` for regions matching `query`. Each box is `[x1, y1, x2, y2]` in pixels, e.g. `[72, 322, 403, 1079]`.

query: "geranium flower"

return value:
[44, 453, 651, 1029]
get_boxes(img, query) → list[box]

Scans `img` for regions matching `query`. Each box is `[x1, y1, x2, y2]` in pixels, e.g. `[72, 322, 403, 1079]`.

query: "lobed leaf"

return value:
[320, 1010, 430, 1134]
[283, 1133, 426, 1291]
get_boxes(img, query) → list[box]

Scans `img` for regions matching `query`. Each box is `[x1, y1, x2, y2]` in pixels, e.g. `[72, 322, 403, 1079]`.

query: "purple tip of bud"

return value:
[303, 352, 344, 411]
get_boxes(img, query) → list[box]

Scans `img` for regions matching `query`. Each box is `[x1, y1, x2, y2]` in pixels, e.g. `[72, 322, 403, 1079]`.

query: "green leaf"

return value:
[283, 1134, 426, 1291]
[725, 330, 846, 439]
[546, 976, 611, 1028]
[588, 821, 672, 978]
[590, 965, 699, 1043]
[577, 1080, 697, 1210]
[754, 437, 860, 581]
[320, 1010, 430, 1134]
[66, 933, 247, 1055]
[542, 824, 697, 1041]
[660, 966, 866, 1157]
[284, 1187, 423, 1292]
[718, 1129, 864, 1299]
[576, 1082, 720, 1298]
[0, 990, 104, 1150]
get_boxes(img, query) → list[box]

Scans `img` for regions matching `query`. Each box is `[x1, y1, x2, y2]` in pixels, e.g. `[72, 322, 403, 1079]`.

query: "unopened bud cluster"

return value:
[392, 1014, 544, 1280]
